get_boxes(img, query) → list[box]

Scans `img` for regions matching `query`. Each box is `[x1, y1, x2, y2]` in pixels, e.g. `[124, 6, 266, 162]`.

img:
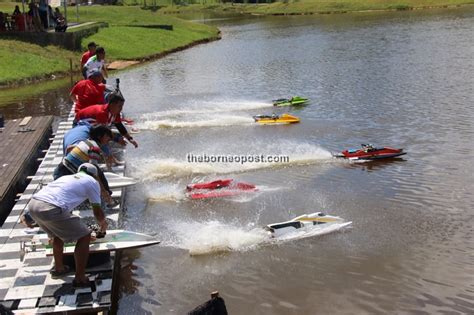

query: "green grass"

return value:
[0, 40, 81, 86]
[86, 25, 218, 59]
[72, 5, 219, 57]
[0, 1, 15, 12]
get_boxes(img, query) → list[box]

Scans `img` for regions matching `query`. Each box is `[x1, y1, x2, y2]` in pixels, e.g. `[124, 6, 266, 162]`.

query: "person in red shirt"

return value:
[75, 92, 138, 148]
[70, 69, 106, 113]
[81, 42, 96, 79]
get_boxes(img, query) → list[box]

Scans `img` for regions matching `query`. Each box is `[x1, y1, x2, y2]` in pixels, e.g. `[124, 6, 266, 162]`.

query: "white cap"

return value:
[78, 163, 98, 177]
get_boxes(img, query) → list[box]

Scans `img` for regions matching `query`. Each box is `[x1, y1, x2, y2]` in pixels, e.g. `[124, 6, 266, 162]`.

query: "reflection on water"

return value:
[0, 76, 77, 119]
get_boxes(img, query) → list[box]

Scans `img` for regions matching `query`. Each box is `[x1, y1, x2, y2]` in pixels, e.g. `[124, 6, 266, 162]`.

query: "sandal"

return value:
[72, 279, 91, 288]
[50, 265, 73, 278]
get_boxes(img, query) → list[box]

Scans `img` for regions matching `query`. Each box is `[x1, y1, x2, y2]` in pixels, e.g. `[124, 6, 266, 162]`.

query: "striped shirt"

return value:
[62, 139, 103, 173]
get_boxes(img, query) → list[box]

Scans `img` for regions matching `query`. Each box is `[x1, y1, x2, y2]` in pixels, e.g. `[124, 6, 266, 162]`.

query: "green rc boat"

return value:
[272, 96, 309, 107]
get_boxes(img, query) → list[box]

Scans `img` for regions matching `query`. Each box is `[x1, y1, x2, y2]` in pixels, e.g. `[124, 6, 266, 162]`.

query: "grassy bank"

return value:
[0, 40, 80, 86]
[74, 6, 220, 59]
[0, 4, 219, 86]
[243, 0, 474, 14]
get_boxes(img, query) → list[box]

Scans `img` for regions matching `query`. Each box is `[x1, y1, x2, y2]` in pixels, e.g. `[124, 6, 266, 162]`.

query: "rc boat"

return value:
[265, 212, 351, 238]
[273, 96, 309, 107]
[334, 144, 406, 160]
[187, 179, 257, 199]
[253, 113, 300, 125]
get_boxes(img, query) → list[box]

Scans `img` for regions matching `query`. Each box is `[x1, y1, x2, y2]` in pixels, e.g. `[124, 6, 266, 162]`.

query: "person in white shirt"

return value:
[83, 46, 108, 80]
[28, 163, 107, 288]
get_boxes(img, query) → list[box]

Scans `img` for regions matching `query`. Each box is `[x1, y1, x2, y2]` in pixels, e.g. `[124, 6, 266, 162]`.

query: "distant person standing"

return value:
[83, 46, 108, 81]
[27, 1, 42, 32]
[12, 5, 25, 31]
[81, 42, 97, 79]
[47, 5, 55, 28]
[0, 12, 5, 32]
[38, 0, 48, 29]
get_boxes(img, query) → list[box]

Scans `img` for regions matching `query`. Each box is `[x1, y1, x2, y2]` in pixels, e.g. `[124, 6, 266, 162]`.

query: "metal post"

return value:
[70, 58, 73, 86]
[63, 0, 67, 24]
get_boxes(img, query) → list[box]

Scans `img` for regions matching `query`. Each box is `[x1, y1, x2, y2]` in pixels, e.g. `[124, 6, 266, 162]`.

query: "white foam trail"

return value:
[138, 115, 255, 130]
[132, 144, 334, 180]
[140, 101, 271, 119]
[146, 183, 186, 202]
[165, 220, 269, 256]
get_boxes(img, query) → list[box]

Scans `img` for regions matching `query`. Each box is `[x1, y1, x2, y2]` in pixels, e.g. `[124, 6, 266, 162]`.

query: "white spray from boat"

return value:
[131, 142, 334, 180]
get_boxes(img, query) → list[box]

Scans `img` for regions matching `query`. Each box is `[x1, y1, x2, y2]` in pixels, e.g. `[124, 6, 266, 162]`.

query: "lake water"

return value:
[3, 7, 474, 315]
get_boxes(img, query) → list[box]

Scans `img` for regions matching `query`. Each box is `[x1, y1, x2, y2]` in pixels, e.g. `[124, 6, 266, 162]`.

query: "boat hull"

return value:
[265, 212, 350, 238]
[254, 113, 300, 124]
[273, 97, 309, 107]
[335, 147, 406, 160]
[187, 179, 257, 199]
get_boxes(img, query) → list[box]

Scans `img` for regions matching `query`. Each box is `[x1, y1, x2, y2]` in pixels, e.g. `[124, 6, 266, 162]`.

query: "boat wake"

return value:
[138, 115, 255, 130]
[146, 183, 187, 202]
[163, 220, 268, 256]
[140, 100, 271, 119]
[132, 144, 334, 180]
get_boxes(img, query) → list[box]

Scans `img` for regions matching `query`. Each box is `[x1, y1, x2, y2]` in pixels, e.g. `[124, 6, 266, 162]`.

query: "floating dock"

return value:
[0, 116, 53, 224]
[0, 111, 125, 314]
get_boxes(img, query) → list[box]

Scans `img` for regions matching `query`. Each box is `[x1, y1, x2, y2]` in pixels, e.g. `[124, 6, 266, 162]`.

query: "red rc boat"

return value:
[334, 144, 406, 160]
[186, 179, 257, 199]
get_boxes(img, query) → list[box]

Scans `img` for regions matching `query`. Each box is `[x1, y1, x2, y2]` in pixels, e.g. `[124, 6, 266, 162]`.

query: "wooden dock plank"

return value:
[0, 116, 53, 224]
[19, 116, 32, 126]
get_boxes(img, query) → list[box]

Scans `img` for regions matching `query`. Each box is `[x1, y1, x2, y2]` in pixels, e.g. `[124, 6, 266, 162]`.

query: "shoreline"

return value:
[255, 3, 468, 15]
[108, 33, 221, 71]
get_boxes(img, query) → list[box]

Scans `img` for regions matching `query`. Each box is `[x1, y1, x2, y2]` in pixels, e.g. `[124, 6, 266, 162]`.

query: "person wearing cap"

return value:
[28, 163, 107, 287]
[81, 42, 97, 78]
[53, 125, 116, 207]
[83, 46, 108, 81]
[76, 92, 138, 148]
[70, 69, 106, 113]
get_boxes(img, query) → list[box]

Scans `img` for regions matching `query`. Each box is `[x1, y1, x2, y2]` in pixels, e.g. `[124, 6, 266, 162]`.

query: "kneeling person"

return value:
[28, 163, 107, 287]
